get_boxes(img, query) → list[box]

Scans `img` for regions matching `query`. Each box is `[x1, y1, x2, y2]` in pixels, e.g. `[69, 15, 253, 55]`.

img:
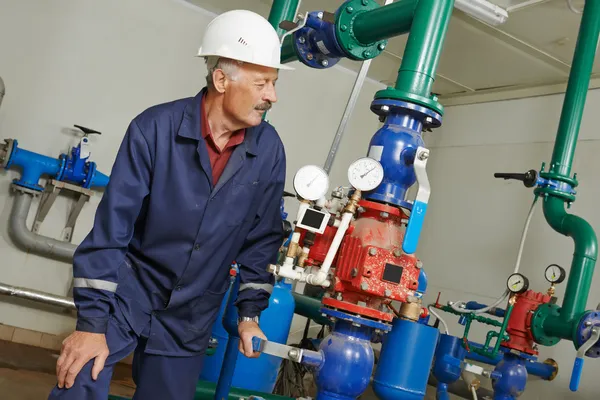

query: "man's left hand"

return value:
[238, 320, 266, 358]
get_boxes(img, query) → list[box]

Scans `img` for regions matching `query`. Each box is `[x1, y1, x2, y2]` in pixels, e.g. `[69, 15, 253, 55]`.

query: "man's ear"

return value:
[212, 69, 227, 93]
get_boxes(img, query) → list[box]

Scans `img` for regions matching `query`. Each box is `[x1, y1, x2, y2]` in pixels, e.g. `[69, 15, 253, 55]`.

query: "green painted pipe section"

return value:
[539, 0, 600, 341]
[281, 35, 298, 64]
[268, 0, 300, 37]
[195, 380, 293, 400]
[374, 0, 454, 114]
[292, 292, 332, 326]
[394, 0, 453, 97]
[352, 0, 419, 45]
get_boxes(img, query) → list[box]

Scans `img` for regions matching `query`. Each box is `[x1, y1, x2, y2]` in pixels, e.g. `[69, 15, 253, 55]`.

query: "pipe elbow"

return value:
[543, 197, 598, 260]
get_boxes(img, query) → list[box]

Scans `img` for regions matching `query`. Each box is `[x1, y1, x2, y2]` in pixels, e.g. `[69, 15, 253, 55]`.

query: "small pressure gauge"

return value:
[507, 273, 530, 294]
[348, 157, 384, 191]
[545, 264, 566, 284]
[293, 165, 330, 201]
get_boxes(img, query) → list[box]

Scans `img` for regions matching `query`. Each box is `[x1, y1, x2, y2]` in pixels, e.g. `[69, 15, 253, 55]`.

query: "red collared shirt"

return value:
[201, 96, 245, 185]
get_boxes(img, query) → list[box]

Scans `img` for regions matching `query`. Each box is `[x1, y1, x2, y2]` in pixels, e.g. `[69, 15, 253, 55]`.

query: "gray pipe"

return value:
[10, 191, 77, 261]
[0, 282, 75, 310]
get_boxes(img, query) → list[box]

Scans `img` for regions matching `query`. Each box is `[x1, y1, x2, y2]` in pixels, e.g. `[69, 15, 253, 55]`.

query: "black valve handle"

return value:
[74, 124, 102, 135]
[494, 169, 538, 188]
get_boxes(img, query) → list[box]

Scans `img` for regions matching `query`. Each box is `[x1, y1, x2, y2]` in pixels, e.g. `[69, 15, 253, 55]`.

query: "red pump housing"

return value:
[321, 200, 422, 322]
[501, 290, 552, 355]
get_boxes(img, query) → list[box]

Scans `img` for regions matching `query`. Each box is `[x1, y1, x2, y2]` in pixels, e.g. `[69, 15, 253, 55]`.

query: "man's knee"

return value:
[48, 359, 113, 400]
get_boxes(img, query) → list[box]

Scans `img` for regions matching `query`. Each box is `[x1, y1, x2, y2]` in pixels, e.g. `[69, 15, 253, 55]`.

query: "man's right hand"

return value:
[56, 331, 109, 389]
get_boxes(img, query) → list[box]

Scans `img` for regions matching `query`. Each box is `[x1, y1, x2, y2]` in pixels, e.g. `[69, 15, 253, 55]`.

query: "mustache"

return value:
[255, 102, 272, 111]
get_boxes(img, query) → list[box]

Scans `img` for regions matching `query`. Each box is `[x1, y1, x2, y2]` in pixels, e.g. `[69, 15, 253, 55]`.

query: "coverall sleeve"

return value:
[234, 141, 286, 318]
[73, 119, 152, 333]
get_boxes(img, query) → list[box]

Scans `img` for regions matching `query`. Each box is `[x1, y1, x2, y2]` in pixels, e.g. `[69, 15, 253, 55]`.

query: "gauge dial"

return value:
[348, 157, 384, 191]
[507, 273, 529, 294]
[545, 264, 566, 284]
[293, 165, 330, 201]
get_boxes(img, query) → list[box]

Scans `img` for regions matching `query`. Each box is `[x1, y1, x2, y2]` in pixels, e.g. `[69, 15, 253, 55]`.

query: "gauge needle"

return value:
[360, 167, 376, 178]
[307, 175, 318, 187]
[512, 280, 521, 288]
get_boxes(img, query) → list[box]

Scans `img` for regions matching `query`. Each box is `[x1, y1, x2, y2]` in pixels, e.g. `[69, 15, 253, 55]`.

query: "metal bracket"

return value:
[33, 179, 94, 242]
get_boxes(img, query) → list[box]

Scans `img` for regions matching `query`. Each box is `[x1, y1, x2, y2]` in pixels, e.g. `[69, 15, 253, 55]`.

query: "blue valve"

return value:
[570, 357, 584, 392]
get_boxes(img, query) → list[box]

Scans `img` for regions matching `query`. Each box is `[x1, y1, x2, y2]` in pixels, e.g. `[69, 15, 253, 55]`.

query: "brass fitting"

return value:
[344, 189, 362, 214]
[543, 358, 559, 381]
[399, 301, 421, 322]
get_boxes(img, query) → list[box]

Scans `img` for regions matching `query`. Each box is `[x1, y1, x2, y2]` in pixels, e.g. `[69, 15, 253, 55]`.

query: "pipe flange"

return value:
[10, 183, 42, 197]
[530, 303, 561, 347]
[371, 98, 443, 129]
[335, 0, 387, 61]
[0, 138, 15, 168]
[575, 311, 600, 357]
[542, 358, 559, 381]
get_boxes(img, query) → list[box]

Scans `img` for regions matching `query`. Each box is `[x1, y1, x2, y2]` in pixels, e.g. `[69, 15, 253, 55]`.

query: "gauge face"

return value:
[348, 157, 384, 191]
[293, 165, 330, 201]
[545, 264, 566, 284]
[507, 273, 529, 294]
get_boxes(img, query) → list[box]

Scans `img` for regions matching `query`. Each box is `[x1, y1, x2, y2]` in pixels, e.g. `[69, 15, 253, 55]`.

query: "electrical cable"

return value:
[428, 305, 450, 335]
[471, 385, 478, 400]
[567, 0, 584, 14]
[450, 195, 539, 314]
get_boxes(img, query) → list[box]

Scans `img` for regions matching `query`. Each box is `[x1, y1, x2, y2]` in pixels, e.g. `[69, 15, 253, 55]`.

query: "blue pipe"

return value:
[4, 139, 109, 191]
[466, 341, 556, 381]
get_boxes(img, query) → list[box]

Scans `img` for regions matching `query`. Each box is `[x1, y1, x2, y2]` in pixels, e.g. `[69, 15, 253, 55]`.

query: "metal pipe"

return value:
[292, 292, 332, 326]
[280, 35, 298, 64]
[0, 282, 75, 310]
[9, 191, 77, 262]
[428, 375, 494, 399]
[540, 0, 600, 338]
[352, 0, 418, 45]
[268, 0, 301, 37]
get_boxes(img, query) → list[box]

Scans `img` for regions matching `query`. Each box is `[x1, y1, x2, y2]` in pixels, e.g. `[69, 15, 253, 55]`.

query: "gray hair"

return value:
[205, 56, 243, 89]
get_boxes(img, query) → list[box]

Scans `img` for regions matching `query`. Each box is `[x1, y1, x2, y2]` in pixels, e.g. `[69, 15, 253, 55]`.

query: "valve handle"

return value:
[403, 146, 430, 254]
[74, 124, 102, 135]
[252, 336, 264, 353]
[494, 169, 537, 187]
[570, 357, 584, 392]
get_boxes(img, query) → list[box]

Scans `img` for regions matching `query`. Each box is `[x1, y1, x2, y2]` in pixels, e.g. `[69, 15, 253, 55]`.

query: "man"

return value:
[49, 9, 293, 400]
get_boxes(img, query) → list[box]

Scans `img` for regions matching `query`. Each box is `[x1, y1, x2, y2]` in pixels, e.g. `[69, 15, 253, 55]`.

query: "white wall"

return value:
[419, 89, 600, 399]
[0, 0, 385, 336]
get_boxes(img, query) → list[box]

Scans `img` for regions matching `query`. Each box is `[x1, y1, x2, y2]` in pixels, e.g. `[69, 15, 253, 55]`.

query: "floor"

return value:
[0, 339, 135, 400]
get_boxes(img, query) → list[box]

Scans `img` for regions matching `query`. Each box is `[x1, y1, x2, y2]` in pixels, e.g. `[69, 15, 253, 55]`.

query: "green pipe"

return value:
[352, 0, 419, 45]
[281, 35, 298, 64]
[268, 0, 300, 37]
[395, 0, 453, 97]
[539, 0, 600, 340]
[195, 380, 293, 400]
[374, 0, 454, 114]
[292, 292, 332, 326]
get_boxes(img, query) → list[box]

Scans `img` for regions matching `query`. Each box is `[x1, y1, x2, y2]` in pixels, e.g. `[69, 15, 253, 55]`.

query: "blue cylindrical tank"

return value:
[199, 279, 295, 393]
[373, 318, 439, 400]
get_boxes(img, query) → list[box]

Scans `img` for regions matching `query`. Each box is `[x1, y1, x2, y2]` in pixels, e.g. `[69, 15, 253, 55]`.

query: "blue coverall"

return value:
[49, 87, 286, 399]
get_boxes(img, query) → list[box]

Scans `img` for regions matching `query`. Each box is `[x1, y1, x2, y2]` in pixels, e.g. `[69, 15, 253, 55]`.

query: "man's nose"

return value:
[264, 82, 277, 104]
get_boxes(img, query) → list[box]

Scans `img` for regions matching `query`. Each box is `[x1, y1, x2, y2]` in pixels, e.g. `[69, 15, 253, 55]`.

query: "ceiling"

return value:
[186, 0, 598, 105]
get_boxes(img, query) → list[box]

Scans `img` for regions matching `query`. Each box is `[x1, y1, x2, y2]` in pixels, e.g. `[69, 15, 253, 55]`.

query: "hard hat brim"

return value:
[196, 52, 294, 71]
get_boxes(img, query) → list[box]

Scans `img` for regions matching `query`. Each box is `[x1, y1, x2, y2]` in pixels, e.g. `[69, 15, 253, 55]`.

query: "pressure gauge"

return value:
[348, 157, 384, 191]
[507, 273, 529, 294]
[545, 264, 566, 284]
[293, 165, 330, 201]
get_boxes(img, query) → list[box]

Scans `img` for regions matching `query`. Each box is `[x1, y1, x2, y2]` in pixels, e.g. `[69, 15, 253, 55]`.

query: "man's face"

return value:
[223, 63, 278, 127]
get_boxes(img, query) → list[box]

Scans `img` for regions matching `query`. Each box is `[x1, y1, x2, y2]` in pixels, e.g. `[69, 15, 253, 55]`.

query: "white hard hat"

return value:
[197, 10, 294, 71]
